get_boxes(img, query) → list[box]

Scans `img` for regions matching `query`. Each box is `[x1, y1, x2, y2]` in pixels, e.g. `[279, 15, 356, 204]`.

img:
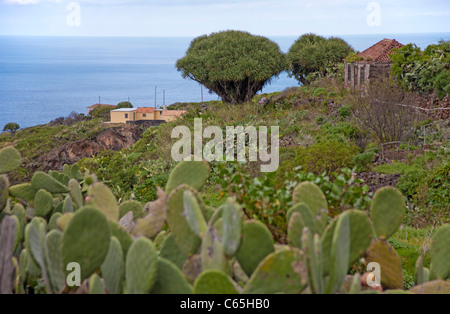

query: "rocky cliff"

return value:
[33, 124, 142, 172]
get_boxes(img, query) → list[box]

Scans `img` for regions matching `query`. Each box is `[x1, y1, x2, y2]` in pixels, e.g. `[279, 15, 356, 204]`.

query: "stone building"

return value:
[345, 39, 404, 89]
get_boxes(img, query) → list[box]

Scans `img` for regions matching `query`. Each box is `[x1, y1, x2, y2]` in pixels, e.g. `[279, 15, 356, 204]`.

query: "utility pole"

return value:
[163, 90, 166, 108]
[154, 86, 157, 109]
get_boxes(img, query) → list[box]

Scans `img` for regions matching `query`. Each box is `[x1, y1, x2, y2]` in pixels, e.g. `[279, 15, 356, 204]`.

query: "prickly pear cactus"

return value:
[221, 198, 243, 257]
[0, 146, 22, 175]
[365, 239, 404, 290]
[326, 213, 350, 294]
[409, 280, 450, 294]
[89, 274, 105, 294]
[183, 190, 207, 238]
[293, 182, 328, 233]
[119, 200, 143, 219]
[68, 179, 83, 209]
[152, 258, 193, 294]
[34, 189, 53, 217]
[165, 160, 209, 194]
[167, 185, 202, 256]
[87, 183, 119, 222]
[193, 270, 239, 294]
[0, 216, 17, 294]
[31, 171, 69, 194]
[125, 237, 158, 294]
[370, 187, 405, 240]
[101, 237, 124, 294]
[235, 220, 275, 277]
[160, 234, 188, 270]
[45, 230, 65, 293]
[415, 255, 430, 285]
[9, 183, 37, 202]
[200, 226, 228, 273]
[302, 228, 324, 294]
[429, 224, 450, 280]
[243, 248, 307, 294]
[0, 175, 9, 211]
[287, 202, 316, 235]
[62, 206, 111, 282]
[288, 212, 304, 249]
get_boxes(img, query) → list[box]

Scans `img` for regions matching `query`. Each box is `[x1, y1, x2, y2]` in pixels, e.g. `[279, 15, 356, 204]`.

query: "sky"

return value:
[0, 0, 449, 37]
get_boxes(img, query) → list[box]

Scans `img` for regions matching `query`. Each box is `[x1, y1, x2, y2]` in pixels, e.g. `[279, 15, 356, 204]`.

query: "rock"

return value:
[37, 125, 142, 172]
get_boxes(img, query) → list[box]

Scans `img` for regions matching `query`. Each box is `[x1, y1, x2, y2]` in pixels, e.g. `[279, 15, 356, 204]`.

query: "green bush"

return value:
[353, 151, 375, 172]
[281, 141, 359, 175]
[313, 87, 328, 98]
[117, 101, 133, 109]
[91, 106, 115, 121]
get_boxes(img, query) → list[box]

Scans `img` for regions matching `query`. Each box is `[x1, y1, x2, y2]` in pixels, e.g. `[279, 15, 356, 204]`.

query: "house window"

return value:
[347, 64, 352, 83]
[125, 114, 128, 119]
[360, 66, 365, 85]
[143, 114, 147, 117]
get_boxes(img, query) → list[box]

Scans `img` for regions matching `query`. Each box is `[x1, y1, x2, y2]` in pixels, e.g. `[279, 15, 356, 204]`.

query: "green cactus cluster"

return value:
[0, 147, 448, 294]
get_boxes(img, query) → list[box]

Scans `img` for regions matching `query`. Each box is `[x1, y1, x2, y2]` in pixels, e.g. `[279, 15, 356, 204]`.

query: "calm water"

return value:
[0, 33, 448, 129]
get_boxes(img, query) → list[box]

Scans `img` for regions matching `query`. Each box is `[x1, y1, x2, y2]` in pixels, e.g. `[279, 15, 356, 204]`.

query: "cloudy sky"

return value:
[0, 0, 449, 37]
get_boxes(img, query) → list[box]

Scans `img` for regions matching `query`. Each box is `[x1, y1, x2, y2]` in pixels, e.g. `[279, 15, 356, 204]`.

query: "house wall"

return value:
[110, 111, 136, 123]
[135, 112, 155, 120]
[345, 62, 391, 89]
[160, 115, 179, 122]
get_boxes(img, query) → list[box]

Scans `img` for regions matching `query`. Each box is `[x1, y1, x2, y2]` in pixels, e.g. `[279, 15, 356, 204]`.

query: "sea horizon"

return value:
[1, 32, 449, 129]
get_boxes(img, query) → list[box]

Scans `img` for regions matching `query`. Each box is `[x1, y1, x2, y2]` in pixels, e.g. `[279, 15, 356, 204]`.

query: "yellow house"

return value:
[110, 107, 186, 123]
[110, 108, 137, 123]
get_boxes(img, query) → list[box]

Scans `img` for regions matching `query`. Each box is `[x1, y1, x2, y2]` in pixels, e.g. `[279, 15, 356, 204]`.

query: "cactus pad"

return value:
[371, 187, 405, 239]
[0, 175, 9, 211]
[45, 230, 65, 293]
[0, 146, 22, 174]
[87, 183, 119, 222]
[235, 220, 275, 277]
[152, 258, 193, 294]
[62, 206, 111, 281]
[167, 185, 202, 256]
[409, 280, 450, 294]
[34, 189, 54, 217]
[160, 234, 188, 270]
[165, 160, 209, 194]
[292, 182, 328, 234]
[119, 200, 143, 219]
[365, 239, 404, 290]
[193, 270, 239, 294]
[9, 183, 37, 202]
[221, 198, 243, 257]
[429, 224, 450, 280]
[243, 248, 307, 294]
[101, 237, 123, 294]
[31, 171, 69, 194]
[125, 237, 158, 294]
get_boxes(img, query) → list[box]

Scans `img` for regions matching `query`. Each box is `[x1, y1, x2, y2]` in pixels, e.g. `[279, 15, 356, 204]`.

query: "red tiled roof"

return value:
[161, 110, 186, 117]
[357, 39, 404, 63]
[87, 104, 116, 109]
[137, 107, 155, 113]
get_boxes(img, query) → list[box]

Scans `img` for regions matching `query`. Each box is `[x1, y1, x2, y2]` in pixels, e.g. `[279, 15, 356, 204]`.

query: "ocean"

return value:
[0, 33, 448, 129]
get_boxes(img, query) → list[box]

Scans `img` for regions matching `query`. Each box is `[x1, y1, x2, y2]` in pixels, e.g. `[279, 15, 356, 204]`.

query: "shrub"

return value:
[353, 151, 375, 172]
[313, 87, 328, 98]
[117, 101, 133, 109]
[91, 106, 114, 121]
[280, 141, 359, 175]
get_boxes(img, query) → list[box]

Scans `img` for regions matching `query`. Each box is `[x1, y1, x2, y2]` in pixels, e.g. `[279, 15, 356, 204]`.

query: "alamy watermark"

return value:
[171, 118, 279, 172]
[366, 262, 381, 287]
[367, 2, 381, 27]
[67, 2, 81, 27]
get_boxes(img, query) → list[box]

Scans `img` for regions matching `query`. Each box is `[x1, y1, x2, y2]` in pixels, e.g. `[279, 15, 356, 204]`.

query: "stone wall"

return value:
[126, 120, 166, 127]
